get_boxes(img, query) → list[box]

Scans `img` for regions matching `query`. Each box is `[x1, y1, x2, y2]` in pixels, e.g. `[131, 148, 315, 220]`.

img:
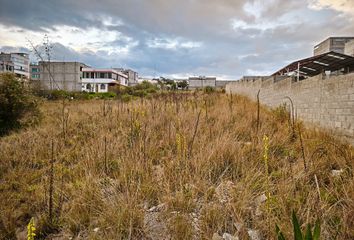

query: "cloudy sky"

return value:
[0, 0, 353, 79]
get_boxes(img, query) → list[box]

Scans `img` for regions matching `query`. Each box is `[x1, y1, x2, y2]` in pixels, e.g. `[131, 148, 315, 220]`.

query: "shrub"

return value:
[95, 92, 116, 99]
[272, 103, 289, 123]
[121, 94, 133, 102]
[0, 73, 41, 136]
[203, 86, 215, 93]
[50, 90, 70, 100]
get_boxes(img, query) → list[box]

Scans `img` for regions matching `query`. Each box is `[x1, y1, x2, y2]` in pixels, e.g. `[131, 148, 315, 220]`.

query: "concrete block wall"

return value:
[226, 73, 354, 144]
[39, 62, 83, 91]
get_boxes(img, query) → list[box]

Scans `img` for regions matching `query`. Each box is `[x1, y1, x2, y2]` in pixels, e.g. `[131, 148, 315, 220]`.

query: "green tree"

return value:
[0, 73, 41, 136]
[177, 80, 188, 90]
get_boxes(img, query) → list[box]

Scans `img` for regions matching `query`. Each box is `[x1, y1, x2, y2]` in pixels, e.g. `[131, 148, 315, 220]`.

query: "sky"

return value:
[0, 0, 353, 79]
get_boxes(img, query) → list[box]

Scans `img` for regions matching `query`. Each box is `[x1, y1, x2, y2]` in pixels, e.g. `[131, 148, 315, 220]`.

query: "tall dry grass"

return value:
[0, 92, 353, 239]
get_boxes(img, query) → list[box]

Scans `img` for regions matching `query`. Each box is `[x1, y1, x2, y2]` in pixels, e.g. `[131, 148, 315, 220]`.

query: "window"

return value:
[32, 68, 39, 72]
[100, 72, 105, 78]
[91, 72, 94, 78]
[108, 73, 112, 79]
[86, 83, 91, 90]
[31, 74, 40, 78]
[100, 84, 106, 90]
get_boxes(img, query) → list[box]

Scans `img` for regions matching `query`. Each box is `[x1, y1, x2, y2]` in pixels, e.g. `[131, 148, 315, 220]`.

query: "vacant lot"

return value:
[0, 92, 353, 239]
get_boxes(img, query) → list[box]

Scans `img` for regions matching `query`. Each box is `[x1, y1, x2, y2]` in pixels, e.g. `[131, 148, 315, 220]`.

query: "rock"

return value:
[255, 194, 267, 205]
[223, 232, 239, 240]
[212, 233, 223, 240]
[247, 229, 261, 240]
[331, 169, 343, 177]
[93, 227, 100, 232]
[255, 193, 267, 216]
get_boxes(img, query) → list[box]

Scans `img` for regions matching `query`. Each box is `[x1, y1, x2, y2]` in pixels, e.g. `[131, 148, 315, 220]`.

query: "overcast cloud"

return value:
[0, 0, 353, 79]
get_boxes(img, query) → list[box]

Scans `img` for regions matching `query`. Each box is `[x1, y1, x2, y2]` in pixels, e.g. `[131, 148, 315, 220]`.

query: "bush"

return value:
[203, 86, 215, 93]
[50, 90, 70, 100]
[95, 92, 116, 99]
[0, 73, 41, 136]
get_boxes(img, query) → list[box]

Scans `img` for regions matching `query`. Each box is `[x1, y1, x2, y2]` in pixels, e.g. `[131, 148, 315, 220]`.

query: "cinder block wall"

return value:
[226, 73, 354, 144]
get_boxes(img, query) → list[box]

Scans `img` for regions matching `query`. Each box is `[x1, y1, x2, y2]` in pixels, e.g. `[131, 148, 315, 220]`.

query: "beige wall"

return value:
[345, 40, 354, 56]
[226, 74, 354, 144]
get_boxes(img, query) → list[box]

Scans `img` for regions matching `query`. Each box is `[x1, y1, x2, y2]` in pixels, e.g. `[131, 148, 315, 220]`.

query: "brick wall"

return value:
[226, 73, 354, 144]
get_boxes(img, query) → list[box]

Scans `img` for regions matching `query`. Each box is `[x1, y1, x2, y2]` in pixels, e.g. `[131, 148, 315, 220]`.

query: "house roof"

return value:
[272, 51, 354, 77]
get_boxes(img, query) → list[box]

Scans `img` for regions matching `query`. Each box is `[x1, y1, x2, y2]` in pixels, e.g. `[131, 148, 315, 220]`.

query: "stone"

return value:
[247, 229, 261, 240]
[223, 232, 239, 240]
[255, 194, 267, 205]
[212, 233, 223, 240]
[331, 169, 343, 177]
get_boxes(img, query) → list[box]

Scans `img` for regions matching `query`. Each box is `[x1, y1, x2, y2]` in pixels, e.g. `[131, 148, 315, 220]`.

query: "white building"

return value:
[82, 68, 128, 93]
[0, 52, 30, 78]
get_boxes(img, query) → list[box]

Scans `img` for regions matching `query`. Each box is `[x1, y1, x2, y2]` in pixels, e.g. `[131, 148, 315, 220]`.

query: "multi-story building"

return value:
[30, 61, 135, 92]
[113, 68, 138, 86]
[124, 69, 138, 86]
[30, 61, 87, 91]
[188, 76, 216, 89]
[0, 52, 30, 78]
[0, 59, 14, 73]
[345, 40, 354, 57]
[314, 37, 354, 56]
[81, 68, 128, 92]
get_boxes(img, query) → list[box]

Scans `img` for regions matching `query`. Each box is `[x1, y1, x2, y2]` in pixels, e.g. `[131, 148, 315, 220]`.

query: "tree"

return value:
[0, 73, 41, 136]
[177, 80, 188, 90]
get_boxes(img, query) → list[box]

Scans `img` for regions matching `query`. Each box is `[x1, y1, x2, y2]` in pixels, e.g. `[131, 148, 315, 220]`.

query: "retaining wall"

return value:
[226, 73, 354, 144]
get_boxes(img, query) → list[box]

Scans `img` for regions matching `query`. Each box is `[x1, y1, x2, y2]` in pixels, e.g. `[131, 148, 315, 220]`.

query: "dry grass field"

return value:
[0, 92, 353, 239]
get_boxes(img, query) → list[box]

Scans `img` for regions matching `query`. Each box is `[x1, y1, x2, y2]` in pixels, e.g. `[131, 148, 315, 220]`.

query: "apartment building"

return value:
[82, 68, 128, 93]
[314, 37, 354, 56]
[0, 52, 30, 78]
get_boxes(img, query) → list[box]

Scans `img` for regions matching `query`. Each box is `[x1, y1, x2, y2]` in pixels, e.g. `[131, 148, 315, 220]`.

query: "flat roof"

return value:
[314, 37, 354, 48]
[272, 51, 354, 77]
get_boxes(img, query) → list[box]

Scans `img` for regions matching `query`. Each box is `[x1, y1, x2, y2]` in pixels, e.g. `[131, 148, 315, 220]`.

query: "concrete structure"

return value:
[0, 52, 29, 78]
[345, 40, 354, 57]
[0, 60, 14, 73]
[30, 62, 135, 92]
[226, 73, 354, 145]
[215, 80, 237, 88]
[124, 69, 138, 86]
[314, 37, 354, 56]
[188, 76, 216, 89]
[30, 61, 87, 91]
[82, 68, 128, 92]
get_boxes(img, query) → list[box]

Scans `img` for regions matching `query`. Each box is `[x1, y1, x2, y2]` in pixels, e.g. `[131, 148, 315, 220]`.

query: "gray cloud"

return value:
[1, 0, 354, 79]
